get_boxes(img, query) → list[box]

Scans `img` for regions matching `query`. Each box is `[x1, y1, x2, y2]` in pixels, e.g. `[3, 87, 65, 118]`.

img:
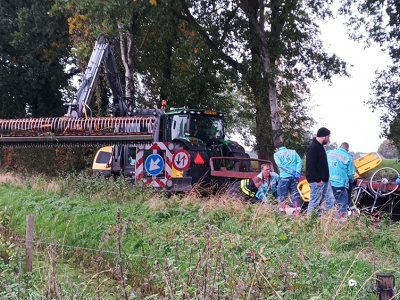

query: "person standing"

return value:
[274, 141, 303, 212]
[305, 127, 336, 215]
[327, 142, 356, 219]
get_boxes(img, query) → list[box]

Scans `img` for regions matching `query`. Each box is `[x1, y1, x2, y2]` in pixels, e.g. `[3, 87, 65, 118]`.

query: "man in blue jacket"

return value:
[274, 141, 303, 212]
[327, 142, 356, 219]
[256, 164, 279, 202]
[257, 164, 280, 202]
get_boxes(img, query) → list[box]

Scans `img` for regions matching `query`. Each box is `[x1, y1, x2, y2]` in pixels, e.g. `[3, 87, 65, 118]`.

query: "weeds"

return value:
[0, 173, 399, 299]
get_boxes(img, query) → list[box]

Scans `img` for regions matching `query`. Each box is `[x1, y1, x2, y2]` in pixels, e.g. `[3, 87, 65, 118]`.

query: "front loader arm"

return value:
[0, 36, 163, 148]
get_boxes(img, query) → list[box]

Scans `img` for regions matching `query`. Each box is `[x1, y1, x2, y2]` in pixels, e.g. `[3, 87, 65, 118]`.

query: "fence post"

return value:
[376, 274, 396, 300]
[26, 215, 34, 273]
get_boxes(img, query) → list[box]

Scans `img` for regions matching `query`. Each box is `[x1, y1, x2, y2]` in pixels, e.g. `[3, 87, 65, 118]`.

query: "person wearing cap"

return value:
[273, 141, 303, 212]
[305, 127, 336, 215]
[327, 142, 356, 220]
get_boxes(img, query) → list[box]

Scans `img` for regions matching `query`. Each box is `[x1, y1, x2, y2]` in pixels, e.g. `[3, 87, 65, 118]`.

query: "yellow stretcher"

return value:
[353, 152, 382, 179]
[297, 152, 382, 202]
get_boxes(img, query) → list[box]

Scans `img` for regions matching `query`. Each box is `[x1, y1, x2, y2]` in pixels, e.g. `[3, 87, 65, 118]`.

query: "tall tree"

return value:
[62, 0, 348, 159]
[0, 0, 70, 118]
[378, 139, 398, 159]
[176, 0, 348, 160]
[62, 0, 238, 116]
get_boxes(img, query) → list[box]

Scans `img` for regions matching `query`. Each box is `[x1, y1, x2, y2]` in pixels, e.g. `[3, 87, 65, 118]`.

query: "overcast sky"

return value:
[310, 15, 392, 153]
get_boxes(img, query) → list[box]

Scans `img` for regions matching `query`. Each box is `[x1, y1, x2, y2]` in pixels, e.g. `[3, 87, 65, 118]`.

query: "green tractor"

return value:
[92, 107, 270, 191]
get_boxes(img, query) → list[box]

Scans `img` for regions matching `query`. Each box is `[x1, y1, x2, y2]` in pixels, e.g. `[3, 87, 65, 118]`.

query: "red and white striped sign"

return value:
[135, 142, 173, 188]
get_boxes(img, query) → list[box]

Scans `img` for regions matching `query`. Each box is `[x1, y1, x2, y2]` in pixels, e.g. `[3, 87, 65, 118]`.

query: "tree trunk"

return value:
[160, 41, 173, 103]
[268, 82, 282, 144]
[252, 85, 275, 162]
[242, 0, 282, 161]
[259, 29, 282, 148]
[118, 28, 135, 102]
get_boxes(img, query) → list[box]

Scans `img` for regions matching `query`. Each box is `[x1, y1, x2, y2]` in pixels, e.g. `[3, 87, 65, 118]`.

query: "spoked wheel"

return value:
[349, 188, 362, 215]
[369, 167, 400, 196]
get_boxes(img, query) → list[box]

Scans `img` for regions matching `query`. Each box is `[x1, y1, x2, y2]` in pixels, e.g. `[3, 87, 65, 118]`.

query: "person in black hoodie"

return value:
[306, 127, 336, 215]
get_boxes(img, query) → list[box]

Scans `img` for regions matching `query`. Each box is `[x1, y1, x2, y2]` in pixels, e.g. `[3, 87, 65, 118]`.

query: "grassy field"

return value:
[0, 171, 399, 299]
[364, 158, 400, 176]
[378, 159, 399, 168]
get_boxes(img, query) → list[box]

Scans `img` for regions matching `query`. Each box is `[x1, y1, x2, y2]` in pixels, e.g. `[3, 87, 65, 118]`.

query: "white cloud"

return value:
[310, 15, 392, 153]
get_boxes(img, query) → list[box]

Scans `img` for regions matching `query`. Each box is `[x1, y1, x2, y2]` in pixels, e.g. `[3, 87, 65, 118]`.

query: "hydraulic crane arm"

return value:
[0, 35, 160, 148]
[65, 35, 129, 118]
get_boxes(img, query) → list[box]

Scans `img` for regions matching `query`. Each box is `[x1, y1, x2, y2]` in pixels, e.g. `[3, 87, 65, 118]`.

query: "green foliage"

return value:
[58, 172, 154, 202]
[56, 0, 349, 159]
[0, 147, 94, 176]
[0, 0, 70, 118]
[60, 0, 239, 115]
[0, 208, 15, 266]
[380, 159, 400, 169]
[378, 140, 399, 159]
[228, 93, 314, 155]
[0, 207, 44, 299]
[0, 174, 400, 298]
[13, 148, 59, 176]
[175, 0, 349, 159]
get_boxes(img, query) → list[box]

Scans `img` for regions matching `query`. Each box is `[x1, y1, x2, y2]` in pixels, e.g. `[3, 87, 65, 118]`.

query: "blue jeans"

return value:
[331, 186, 348, 218]
[307, 181, 335, 215]
[277, 176, 301, 209]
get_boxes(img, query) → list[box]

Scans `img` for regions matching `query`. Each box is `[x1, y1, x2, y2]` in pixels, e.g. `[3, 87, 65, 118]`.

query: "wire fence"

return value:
[3, 215, 398, 300]
[11, 236, 397, 300]
[14, 237, 189, 264]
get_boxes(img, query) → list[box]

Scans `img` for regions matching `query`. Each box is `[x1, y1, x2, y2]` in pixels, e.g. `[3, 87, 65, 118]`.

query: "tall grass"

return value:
[0, 172, 399, 299]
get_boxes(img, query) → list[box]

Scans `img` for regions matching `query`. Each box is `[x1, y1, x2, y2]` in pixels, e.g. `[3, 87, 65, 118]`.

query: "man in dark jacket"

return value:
[305, 127, 336, 215]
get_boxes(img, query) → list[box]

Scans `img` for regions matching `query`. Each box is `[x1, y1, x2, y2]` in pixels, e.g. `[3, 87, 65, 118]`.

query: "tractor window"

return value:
[171, 115, 188, 140]
[96, 151, 112, 164]
[189, 115, 224, 140]
[210, 118, 224, 139]
[128, 147, 136, 166]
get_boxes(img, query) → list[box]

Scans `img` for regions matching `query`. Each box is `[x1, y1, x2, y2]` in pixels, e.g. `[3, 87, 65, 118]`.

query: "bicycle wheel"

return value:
[369, 167, 400, 196]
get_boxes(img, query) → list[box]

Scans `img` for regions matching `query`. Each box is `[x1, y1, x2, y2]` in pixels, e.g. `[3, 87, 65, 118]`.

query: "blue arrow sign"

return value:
[144, 154, 164, 176]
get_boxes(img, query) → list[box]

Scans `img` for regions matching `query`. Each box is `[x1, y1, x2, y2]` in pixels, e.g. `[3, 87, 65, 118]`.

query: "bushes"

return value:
[1, 147, 95, 176]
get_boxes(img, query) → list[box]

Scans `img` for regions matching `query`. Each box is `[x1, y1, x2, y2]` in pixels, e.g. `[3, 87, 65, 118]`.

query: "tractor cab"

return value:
[167, 108, 228, 157]
[166, 108, 249, 173]
[167, 108, 225, 142]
